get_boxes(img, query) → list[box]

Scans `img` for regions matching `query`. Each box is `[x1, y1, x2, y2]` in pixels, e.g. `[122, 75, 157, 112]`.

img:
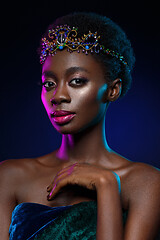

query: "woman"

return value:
[0, 12, 160, 239]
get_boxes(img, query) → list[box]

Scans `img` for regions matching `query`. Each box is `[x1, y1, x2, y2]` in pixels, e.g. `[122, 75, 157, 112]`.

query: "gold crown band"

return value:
[40, 25, 129, 69]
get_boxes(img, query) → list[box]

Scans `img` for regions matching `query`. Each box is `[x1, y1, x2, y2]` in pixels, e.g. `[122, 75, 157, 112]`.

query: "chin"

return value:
[49, 113, 100, 135]
[51, 121, 81, 135]
[52, 120, 98, 135]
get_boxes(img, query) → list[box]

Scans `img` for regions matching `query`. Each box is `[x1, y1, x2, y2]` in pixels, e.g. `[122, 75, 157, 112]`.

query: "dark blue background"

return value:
[1, 1, 160, 168]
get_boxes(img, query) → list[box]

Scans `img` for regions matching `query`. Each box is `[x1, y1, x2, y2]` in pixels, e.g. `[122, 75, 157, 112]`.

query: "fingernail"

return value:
[47, 195, 50, 200]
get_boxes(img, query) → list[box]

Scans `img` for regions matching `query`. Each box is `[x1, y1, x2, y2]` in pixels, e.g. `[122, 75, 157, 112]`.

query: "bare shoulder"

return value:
[118, 160, 160, 238]
[0, 157, 41, 184]
[0, 158, 41, 239]
[122, 161, 160, 210]
[125, 161, 160, 190]
[108, 150, 159, 183]
[0, 157, 37, 171]
[109, 150, 160, 207]
[119, 161, 160, 238]
[0, 158, 31, 202]
[121, 159, 159, 192]
[0, 158, 23, 180]
[0, 151, 59, 191]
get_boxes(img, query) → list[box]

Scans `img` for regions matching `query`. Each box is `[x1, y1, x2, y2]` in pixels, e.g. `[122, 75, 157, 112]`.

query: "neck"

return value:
[55, 116, 112, 165]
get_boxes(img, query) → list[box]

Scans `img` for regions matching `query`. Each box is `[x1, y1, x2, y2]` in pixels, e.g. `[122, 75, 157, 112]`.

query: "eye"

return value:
[70, 78, 88, 86]
[41, 81, 56, 88]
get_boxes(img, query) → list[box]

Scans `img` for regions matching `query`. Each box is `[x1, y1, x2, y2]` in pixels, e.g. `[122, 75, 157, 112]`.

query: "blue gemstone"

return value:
[85, 46, 89, 50]
[59, 45, 63, 50]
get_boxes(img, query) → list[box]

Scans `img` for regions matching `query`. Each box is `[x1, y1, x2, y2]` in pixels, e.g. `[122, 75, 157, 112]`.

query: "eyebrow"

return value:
[42, 71, 57, 80]
[65, 66, 89, 76]
[42, 67, 89, 81]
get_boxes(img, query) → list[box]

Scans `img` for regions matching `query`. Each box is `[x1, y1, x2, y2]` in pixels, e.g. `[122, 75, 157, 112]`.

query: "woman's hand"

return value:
[46, 162, 119, 201]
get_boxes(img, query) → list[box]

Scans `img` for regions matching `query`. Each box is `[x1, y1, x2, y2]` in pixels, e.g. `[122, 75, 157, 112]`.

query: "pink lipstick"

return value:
[51, 110, 76, 124]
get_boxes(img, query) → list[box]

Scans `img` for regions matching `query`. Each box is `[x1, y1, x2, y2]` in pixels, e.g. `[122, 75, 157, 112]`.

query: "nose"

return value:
[50, 83, 71, 105]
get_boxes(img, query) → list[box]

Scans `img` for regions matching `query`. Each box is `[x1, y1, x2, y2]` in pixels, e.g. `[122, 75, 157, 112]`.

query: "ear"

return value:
[105, 78, 122, 102]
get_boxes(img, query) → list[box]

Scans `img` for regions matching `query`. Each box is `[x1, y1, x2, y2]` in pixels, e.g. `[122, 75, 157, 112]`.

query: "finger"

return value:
[47, 185, 52, 192]
[46, 171, 67, 192]
[46, 171, 67, 193]
[47, 165, 77, 200]
[47, 168, 73, 199]
[56, 162, 78, 177]
[46, 163, 78, 192]
[47, 175, 68, 201]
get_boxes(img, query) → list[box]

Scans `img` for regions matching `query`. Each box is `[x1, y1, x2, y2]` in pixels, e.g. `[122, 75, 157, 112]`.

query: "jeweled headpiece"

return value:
[40, 25, 128, 68]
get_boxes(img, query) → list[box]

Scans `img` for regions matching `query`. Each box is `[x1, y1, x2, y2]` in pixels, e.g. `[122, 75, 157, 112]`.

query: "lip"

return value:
[51, 110, 76, 125]
[51, 110, 75, 117]
[53, 114, 76, 124]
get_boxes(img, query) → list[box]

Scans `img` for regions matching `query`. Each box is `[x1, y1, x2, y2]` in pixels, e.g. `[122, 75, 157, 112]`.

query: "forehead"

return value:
[42, 50, 104, 77]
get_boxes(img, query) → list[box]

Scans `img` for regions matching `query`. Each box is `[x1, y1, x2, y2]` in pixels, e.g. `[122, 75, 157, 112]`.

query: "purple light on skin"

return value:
[56, 134, 75, 161]
[67, 163, 78, 175]
[49, 163, 77, 197]
[67, 167, 74, 175]
[68, 134, 74, 147]
[49, 184, 57, 197]
[56, 144, 68, 160]
[54, 84, 109, 160]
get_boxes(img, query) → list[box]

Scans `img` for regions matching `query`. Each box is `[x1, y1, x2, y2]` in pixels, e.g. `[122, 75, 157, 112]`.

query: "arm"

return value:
[123, 165, 160, 240]
[0, 160, 17, 240]
[96, 165, 160, 240]
[47, 162, 160, 239]
[47, 163, 124, 239]
[96, 172, 123, 240]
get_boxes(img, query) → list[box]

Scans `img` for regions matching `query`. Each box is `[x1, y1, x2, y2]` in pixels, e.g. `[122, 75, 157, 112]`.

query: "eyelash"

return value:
[40, 78, 88, 89]
[70, 78, 88, 86]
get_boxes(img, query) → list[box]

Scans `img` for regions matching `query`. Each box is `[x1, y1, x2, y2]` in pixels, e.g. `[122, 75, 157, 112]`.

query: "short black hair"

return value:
[39, 12, 135, 97]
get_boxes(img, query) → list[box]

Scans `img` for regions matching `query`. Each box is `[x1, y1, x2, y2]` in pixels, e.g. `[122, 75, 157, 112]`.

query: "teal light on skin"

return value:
[56, 82, 111, 161]
[42, 51, 113, 163]
[96, 83, 108, 101]
[96, 83, 111, 152]
[78, 83, 108, 131]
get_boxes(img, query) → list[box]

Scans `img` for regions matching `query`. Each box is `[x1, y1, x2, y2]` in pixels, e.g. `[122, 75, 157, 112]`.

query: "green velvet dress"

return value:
[9, 200, 128, 240]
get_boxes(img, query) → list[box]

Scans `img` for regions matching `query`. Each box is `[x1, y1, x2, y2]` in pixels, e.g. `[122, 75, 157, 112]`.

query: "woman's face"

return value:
[41, 50, 109, 134]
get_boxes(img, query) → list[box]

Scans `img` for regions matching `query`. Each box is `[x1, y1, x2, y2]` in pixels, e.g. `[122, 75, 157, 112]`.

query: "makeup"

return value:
[52, 113, 76, 124]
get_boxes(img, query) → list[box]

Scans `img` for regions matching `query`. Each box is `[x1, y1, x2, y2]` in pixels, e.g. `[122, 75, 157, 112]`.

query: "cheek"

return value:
[72, 83, 107, 116]
[41, 90, 51, 113]
[73, 84, 108, 132]
[96, 83, 108, 101]
[71, 86, 98, 111]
